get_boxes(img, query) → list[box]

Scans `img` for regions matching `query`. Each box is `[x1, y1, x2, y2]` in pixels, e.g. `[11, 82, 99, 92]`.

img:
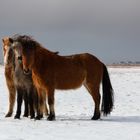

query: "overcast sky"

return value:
[0, 0, 140, 64]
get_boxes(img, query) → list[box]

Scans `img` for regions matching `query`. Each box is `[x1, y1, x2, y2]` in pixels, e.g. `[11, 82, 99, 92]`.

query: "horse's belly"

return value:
[55, 72, 86, 90]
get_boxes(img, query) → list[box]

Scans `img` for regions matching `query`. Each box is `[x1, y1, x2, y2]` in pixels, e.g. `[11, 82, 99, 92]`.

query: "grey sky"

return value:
[0, 0, 140, 64]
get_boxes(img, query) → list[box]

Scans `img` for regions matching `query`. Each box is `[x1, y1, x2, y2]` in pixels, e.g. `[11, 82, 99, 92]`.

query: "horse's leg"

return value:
[44, 101, 49, 116]
[39, 92, 46, 118]
[33, 88, 38, 118]
[5, 85, 16, 117]
[84, 83, 101, 120]
[35, 95, 41, 120]
[36, 91, 49, 117]
[23, 91, 29, 117]
[14, 88, 23, 119]
[43, 92, 49, 116]
[91, 88, 101, 120]
[28, 89, 35, 119]
[47, 88, 55, 121]
[35, 88, 44, 120]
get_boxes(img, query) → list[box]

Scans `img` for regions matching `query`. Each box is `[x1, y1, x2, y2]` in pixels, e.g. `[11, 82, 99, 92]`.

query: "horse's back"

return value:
[61, 53, 103, 70]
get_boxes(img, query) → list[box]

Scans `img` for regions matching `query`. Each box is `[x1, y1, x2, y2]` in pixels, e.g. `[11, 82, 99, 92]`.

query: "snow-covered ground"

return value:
[0, 66, 140, 140]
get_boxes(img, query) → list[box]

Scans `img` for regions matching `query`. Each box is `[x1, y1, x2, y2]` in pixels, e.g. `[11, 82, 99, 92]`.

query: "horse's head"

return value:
[2, 37, 14, 66]
[10, 38, 35, 75]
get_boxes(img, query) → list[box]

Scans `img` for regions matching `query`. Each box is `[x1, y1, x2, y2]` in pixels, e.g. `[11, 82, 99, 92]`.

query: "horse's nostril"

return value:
[23, 68, 30, 74]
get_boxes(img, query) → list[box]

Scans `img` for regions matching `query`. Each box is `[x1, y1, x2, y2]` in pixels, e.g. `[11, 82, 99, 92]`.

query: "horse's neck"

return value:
[4, 55, 15, 70]
[5, 63, 15, 78]
[32, 47, 53, 74]
[35, 46, 52, 63]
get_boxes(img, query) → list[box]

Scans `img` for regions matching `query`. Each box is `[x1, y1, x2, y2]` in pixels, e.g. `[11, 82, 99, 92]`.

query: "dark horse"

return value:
[10, 35, 114, 120]
[2, 36, 48, 119]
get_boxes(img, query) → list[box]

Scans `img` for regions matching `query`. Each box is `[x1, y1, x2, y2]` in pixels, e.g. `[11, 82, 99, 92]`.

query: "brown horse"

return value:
[10, 35, 114, 120]
[2, 37, 16, 117]
[2, 36, 48, 119]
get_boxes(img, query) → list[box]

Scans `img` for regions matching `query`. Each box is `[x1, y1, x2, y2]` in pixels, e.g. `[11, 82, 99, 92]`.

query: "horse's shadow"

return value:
[102, 115, 140, 123]
[57, 115, 140, 123]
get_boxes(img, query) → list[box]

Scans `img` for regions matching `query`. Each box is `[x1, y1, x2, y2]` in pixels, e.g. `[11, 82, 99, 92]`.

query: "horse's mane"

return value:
[12, 34, 41, 49]
[12, 34, 59, 55]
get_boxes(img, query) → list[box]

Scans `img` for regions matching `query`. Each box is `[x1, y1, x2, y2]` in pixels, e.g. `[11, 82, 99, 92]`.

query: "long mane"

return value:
[12, 35, 58, 56]
[12, 35, 41, 49]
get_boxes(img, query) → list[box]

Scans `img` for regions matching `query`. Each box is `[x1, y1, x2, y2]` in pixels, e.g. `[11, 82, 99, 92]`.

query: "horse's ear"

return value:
[9, 38, 13, 43]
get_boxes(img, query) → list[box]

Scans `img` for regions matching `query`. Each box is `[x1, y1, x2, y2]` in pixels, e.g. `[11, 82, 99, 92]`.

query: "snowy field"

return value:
[0, 66, 140, 140]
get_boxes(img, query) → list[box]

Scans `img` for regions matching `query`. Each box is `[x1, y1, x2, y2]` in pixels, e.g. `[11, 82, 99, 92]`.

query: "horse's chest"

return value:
[5, 67, 14, 81]
[14, 67, 32, 88]
[32, 71, 51, 90]
[32, 73, 43, 87]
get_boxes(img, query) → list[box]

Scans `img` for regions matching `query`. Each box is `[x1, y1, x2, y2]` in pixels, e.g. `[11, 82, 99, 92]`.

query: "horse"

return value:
[10, 35, 114, 121]
[2, 36, 48, 119]
[2, 37, 16, 117]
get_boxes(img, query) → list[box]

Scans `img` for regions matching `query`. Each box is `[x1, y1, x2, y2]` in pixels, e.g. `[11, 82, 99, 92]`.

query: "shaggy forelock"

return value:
[11, 34, 40, 49]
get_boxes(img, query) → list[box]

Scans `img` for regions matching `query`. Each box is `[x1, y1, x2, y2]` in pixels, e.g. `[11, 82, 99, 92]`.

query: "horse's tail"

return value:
[101, 64, 114, 116]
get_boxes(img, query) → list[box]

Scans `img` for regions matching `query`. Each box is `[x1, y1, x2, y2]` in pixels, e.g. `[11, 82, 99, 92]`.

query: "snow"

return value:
[0, 66, 140, 140]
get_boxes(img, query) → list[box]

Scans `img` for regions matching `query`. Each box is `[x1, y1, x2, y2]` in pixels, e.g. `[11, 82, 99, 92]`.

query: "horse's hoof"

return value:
[14, 115, 20, 119]
[35, 116, 41, 120]
[91, 114, 100, 120]
[38, 114, 43, 119]
[30, 115, 35, 119]
[47, 115, 55, 121]
[5, 112, 12, 117]
[35, 114, 43, 120]
[30, 116, 35, 119]
[23, 114, 28, 117]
